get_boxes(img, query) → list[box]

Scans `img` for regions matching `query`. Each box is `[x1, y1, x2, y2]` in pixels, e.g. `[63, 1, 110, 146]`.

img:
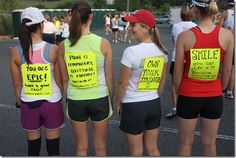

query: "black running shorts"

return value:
[119, 98, 161, 135]
[67, 96, 109, 122]
[177, 95, 223, 119]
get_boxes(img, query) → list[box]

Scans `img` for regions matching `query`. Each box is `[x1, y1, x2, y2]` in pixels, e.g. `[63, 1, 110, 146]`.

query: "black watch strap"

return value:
[15, 102, 21, 108]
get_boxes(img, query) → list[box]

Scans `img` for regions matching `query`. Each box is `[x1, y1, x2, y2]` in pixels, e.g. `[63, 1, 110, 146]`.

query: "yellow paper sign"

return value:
[138, 57, 164, 91]
[21, 64, 52, 97]
[65, 52, 98, 88]
[188, 48, 220, 80]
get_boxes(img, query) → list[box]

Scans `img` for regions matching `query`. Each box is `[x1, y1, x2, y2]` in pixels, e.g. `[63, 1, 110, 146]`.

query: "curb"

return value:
[0, 35, 12, 41]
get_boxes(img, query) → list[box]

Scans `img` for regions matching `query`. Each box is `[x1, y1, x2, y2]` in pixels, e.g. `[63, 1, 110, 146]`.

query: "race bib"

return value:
[65, 52, 98, 88]
[21, 64, 52, 97]
[188, 48, 220, 80]
[138, 57, 164, 91]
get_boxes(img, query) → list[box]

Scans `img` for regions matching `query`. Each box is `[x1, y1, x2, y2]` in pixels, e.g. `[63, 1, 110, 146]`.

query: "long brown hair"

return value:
[19, 19, 41, 64]
[69, 1, 92, 47]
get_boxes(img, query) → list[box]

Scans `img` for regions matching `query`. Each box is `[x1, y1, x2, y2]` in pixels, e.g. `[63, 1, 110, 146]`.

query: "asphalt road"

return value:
[0, 24, 234, 156]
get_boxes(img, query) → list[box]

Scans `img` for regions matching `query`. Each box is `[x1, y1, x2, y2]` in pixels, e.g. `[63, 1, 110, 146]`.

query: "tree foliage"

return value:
[93, 0, 107, 8]
[55, 0, 77, 9]
[0, 0, 18, 13]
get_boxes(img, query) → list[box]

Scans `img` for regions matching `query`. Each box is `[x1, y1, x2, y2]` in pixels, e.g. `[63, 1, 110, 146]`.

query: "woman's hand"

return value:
[115, 102, 122, 117]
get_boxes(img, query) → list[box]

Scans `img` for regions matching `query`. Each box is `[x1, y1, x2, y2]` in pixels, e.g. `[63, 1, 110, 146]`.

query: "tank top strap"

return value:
[43, 42, 51, 63]
[190, 25, 220, 35]
[17, 42, 51, 64]
[190, 26, 201, 40]
[190, 25, 221, 47]
[17, 45, 26, 64]
[211, 25, 221, 36]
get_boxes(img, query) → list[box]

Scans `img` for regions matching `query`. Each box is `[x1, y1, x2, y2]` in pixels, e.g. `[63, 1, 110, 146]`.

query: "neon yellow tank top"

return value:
[64, 33, 108, 100]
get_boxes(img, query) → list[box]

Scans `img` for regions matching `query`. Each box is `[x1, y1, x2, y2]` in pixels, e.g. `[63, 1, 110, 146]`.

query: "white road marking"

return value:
[0, 103, 234, 141]
[108, 120, 235, 141]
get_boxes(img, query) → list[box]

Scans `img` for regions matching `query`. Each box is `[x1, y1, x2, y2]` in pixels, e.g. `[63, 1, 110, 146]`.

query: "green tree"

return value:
[93, 0, 107, 8]
[159, 3, 170, 12]
[113, 0, 155, 12]
[55, 0, 77, 9]
[0, 0, 18, 13]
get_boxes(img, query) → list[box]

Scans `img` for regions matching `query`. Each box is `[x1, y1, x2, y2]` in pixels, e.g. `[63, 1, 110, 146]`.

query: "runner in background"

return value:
[166, 3, 196, 118]
[222, 0, 235, 99]
[43, 15, 56, 44]
[58, 1, 113, 156]
[61, 16, 70, 41]
[111, 14, 119, 43]
[67, 9, 72, 25]
[104, 13, 111, 35]
[9, 7, 64, 156]
[174, 0, 233, 156]
[212, 0, 228, 26]
[52, 16, 62, 44]
[118, 12, 125, 42]
[124, 13, 132, 44]
[115, 9, 168, 156]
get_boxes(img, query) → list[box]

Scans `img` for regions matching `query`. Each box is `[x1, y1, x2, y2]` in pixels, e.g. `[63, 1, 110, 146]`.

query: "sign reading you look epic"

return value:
[138, 57, 164, 91]
[65, 52, 98, 88]
[21, 64, 52, 97]
[188, 48, 220, 80]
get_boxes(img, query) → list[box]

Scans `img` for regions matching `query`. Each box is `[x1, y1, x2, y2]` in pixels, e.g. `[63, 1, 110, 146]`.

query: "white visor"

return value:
[190, 0, 210, 8]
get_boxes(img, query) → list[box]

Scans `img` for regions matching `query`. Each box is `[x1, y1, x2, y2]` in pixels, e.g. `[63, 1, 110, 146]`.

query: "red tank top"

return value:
[179, 26, 225, 97]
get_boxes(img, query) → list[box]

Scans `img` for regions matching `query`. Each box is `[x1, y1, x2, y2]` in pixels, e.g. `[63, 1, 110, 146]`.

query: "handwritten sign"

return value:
[188, 48, 220, 80]
[65, 52, 98, 88]
[138, 57, 164, 91]
[21, 64, 52, 97]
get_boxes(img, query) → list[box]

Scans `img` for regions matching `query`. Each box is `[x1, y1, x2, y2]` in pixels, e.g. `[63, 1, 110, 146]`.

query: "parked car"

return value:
[156, 15, 170, 24]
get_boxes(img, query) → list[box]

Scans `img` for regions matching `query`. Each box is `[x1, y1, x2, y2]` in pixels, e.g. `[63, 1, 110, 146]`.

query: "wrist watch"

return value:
[15, 102, 21, 108]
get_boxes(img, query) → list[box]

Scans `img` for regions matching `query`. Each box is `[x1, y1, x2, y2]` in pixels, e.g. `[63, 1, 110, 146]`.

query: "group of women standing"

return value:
[9, 0, 233, 156]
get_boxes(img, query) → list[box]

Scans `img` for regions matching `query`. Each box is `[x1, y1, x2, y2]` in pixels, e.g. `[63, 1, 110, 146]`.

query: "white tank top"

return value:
[18, 41, 62, 102]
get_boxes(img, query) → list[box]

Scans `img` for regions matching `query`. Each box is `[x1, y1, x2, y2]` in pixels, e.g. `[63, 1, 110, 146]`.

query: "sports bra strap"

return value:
[43, 42, 51, 63]
[17, 42, 51, 64]
[17, 45, 26, 64]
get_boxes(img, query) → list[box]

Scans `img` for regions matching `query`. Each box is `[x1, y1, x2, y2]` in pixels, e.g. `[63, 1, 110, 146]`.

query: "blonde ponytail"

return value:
[151, 27, 169, 55]
[208, 0, 218, 16]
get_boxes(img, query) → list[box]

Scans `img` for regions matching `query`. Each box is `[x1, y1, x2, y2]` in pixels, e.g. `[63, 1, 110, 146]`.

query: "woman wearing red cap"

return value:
[115, 9, 168, 156]
[174, 0, 233, 156]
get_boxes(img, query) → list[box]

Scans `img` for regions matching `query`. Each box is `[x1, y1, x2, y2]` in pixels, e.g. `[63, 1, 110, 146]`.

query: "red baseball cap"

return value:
[122, 9, 156, 28]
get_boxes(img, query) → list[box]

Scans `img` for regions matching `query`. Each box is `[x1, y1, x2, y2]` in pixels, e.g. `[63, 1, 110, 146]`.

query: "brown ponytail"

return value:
[69, 2, 92, 47]
[19, 19, 41, 64]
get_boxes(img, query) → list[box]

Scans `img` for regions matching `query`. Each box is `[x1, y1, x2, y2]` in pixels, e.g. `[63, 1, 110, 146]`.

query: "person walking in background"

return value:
[174, 0, 233, 156]
[67, 9, 72, 25]
[115, 9, 168, 156]
[222, 0, 234, 99]
[212, 0, 228, 26]
[118, 13, 125, 42]
[61, 16, 70, 41]
[104, 13, 111, 35]
[111, 14, 119, 43]
[43, 14, 56, 44]
[9, 7, 64, 156]
[52, 16, 62, 44]
[166, 3, 196, 119]
[124, 13, 132, 44]
[58, 2, 113, 156]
